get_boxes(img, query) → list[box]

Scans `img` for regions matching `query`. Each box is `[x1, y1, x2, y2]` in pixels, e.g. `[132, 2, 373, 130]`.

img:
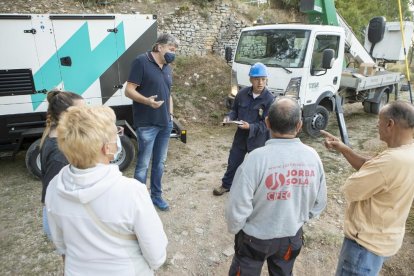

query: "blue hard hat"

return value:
[249, 62, 268, 77]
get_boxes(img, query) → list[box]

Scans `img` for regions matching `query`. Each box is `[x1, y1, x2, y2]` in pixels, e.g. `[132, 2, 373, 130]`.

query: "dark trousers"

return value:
[229, 228, 303, 276]
[222, 145, 248, 189]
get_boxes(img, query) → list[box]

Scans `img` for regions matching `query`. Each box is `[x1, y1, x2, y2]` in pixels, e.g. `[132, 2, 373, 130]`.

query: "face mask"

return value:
[113, 135, 122, 160]
[164, 52, 175, 63]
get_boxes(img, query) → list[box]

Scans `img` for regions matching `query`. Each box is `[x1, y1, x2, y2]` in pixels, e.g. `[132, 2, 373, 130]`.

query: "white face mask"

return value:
[113, 135, 122, 160]
[107, 135, 122, 163]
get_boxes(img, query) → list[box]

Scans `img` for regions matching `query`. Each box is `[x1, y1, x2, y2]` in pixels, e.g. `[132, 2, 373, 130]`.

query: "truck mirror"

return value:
[367, 16, 386, 56]
[322, 49, 335, 69]
[367, 17, 386, 45]
[225, 46, 233, 63]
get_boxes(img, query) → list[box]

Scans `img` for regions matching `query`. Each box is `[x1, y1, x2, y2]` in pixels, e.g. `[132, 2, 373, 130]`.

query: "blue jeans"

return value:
[42, 206, 52, 240]
[135, 122, 173, 198]
[335, 237, 387, 276]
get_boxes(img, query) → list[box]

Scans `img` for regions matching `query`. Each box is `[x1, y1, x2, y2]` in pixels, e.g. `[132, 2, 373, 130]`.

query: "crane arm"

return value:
[300, 0, 375, 64]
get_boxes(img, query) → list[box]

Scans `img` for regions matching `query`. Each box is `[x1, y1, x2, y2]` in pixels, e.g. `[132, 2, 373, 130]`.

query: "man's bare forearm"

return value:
[320, 130, 370, 170]
[125, 82, 149, 105]
[338, 145, 370, 171]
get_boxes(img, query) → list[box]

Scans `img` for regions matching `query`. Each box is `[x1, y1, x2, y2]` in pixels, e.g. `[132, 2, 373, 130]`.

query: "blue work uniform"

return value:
[222, 86, 274, 189]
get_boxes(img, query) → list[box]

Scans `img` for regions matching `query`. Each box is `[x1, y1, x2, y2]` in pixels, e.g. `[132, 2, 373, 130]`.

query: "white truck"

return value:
[225, 0, 413, 142]
[0, 13, 186, 178]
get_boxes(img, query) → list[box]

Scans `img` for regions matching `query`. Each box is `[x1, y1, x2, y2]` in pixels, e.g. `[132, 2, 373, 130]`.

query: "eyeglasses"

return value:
[116, 126, 124, 136]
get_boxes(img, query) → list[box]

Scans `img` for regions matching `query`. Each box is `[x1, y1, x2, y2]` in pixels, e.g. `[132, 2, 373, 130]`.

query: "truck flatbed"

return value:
[340, 70, 400, 92]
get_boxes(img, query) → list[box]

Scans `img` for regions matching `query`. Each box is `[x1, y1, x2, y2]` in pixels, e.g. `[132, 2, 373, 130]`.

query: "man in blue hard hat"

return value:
[213, 62, 274, 196]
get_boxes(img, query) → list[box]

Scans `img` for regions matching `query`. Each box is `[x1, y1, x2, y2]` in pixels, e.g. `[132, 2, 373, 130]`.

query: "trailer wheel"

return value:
[371, 91, 389, 115]
[304, 105, 329, 137]
[25, 138, 42, 179]
[110, 135, 135, 171]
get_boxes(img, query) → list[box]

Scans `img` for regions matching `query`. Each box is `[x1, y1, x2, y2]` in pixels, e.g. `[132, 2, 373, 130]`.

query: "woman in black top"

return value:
[40, 90, 84, 239]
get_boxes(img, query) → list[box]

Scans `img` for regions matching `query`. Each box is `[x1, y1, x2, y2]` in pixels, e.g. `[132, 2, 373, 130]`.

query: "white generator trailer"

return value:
[0, 13, 186, 178]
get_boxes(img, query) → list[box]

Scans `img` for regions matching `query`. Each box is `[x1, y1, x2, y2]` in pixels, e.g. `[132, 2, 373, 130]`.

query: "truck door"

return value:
[305, 33, 342, 105]
[301, 32, 343, 137]
[50, 15, 120, 106]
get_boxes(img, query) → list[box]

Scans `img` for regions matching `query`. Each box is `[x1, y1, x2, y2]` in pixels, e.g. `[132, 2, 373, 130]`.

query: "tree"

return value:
[336, 0, 412, 41]
[268, 0, 412, 41]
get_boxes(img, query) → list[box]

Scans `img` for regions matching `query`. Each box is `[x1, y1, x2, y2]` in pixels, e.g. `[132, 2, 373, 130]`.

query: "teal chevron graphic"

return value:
[32, 21, 126, 110]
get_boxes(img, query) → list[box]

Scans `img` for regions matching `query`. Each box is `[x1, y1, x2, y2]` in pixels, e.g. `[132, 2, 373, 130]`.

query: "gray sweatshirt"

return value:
[225, 138, 327, 239]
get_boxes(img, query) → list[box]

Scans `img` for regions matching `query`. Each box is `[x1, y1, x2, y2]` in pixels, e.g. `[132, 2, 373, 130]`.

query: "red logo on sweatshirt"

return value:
[265, 169, 315, 201]
[265, 172, 285, 190]
[267, 190, 291, 200]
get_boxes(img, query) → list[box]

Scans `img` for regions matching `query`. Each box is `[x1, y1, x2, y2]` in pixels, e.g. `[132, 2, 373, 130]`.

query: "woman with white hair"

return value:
[45, 105, 167, 275]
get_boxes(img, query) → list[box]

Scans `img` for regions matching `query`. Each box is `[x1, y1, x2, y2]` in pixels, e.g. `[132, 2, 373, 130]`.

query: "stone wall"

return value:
[158, 2, 249, 57]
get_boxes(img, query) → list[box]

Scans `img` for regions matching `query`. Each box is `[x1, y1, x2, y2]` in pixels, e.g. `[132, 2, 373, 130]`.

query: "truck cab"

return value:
[228, 24, 344, 136]
[226, 0, 413, 141]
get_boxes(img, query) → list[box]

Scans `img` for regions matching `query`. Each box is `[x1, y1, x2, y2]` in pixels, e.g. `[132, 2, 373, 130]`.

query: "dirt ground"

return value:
[1, 100, 414, 275]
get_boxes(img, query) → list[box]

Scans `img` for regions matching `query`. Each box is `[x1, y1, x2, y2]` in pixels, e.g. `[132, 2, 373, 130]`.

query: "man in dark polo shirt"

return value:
[125, 33, 179, 211]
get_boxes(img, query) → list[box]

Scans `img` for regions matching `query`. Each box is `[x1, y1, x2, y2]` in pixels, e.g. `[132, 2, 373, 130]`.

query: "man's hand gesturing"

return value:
[320, 130, 343, 152]
[147, 95, 164, 109]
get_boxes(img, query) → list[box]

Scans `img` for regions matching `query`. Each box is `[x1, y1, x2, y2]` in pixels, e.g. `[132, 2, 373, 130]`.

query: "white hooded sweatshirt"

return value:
[45, 163, 167, 275]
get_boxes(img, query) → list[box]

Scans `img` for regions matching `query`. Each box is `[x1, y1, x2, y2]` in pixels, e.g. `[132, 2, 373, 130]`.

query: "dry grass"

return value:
[387, 63, 414, 76]
[0, 152, 64, 274]
[172, 55, 231, 124]
[231, 0, 304, 24]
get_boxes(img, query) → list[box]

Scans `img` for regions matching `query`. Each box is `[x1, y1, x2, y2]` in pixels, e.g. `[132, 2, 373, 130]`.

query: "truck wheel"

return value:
[371, 91, 389, 114]
[110, 135, 135, 171]
[25, 138, 42, 179]
[363, 101, 372, 113]
[304, 105, 329, 137]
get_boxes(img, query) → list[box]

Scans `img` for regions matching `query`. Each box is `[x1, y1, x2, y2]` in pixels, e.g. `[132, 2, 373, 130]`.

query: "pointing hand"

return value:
[320, 130, 344, 152]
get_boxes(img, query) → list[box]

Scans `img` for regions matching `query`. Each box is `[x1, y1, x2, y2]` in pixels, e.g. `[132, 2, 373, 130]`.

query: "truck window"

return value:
[311, 35, 340, 73]
[234, 29, 311, 68]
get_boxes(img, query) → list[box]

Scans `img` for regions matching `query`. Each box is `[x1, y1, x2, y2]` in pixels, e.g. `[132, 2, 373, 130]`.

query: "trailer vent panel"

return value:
[0, 69, 36, 96]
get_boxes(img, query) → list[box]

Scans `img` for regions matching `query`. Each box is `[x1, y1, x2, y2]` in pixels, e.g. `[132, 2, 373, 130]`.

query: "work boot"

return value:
[151, 196, 169, 211]
[213, 185, 229, 196]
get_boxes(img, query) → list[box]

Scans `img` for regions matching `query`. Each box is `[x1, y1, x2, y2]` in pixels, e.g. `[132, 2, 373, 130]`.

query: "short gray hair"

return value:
[152, 33, 179, 52]
[382, 100, 414, 129]
[268, 97, 301, 134]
